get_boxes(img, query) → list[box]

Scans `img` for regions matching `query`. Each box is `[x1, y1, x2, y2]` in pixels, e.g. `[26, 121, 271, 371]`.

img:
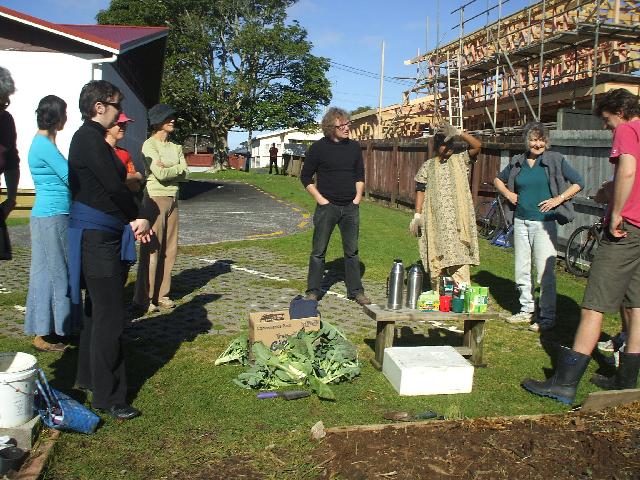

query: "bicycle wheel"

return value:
[565, 225, 600, 277]
[475, 201, 502, 239]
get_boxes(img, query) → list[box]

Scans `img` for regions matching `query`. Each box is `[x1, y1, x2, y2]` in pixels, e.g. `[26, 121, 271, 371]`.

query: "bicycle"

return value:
[565, 216, 604, 277]
[475, 183, 512, 243]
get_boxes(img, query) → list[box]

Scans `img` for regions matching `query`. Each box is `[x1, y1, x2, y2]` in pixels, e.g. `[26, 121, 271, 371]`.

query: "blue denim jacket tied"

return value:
[68, 201, 136, 305]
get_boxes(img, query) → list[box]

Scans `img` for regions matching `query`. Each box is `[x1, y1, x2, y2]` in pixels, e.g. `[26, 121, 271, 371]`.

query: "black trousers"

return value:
[281, 156, 290, 176]
[269, 157, 279, 174]
[75, 230, 128, 409]
[306, 202, 364, 298]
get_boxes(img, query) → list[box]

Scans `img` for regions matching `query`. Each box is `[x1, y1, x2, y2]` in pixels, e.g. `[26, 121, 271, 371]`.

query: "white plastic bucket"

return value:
[0, 352, 38, 428]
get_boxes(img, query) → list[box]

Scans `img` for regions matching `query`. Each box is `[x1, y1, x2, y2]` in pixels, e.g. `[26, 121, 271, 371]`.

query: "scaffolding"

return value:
[400, 0, 640, 134]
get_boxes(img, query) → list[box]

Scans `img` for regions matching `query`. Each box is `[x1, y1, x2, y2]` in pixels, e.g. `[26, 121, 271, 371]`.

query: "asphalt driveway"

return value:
[9, 179, 310, 247]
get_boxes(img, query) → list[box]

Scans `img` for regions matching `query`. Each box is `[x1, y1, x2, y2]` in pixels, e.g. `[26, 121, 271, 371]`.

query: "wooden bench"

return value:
[363, 304, 499, 369]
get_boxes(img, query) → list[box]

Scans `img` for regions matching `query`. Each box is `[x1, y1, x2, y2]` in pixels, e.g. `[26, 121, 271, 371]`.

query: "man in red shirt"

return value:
[522, 88, 640, 403]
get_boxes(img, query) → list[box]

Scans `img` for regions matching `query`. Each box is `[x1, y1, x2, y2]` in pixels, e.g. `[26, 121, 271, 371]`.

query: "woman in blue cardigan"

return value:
[24, 95, 79, 351]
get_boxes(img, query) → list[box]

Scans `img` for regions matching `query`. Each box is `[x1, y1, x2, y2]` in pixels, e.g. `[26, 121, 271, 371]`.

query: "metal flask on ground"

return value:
[405, 264, 423, 309]
[386, 259, 404, 310]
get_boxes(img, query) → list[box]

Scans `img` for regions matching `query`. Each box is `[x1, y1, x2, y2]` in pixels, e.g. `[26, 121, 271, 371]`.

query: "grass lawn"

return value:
[6, 216, 30, 227]
[1, 170, 622, 479]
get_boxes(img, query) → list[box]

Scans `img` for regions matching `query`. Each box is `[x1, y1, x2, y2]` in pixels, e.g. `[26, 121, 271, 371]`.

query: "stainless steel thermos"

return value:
[405, 264, 423, 309]
[386, 259, 404, 310]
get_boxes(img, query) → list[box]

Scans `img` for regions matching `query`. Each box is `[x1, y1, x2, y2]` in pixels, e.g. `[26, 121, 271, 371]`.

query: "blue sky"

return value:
[2, 0, 533, 147]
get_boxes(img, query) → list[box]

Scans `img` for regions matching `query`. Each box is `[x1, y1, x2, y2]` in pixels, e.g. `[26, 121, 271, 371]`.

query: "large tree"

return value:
[97, 0, 331, 158]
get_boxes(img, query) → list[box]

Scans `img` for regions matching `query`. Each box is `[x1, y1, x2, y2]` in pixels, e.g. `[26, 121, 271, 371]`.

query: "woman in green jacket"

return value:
[134, 104, 187, 313]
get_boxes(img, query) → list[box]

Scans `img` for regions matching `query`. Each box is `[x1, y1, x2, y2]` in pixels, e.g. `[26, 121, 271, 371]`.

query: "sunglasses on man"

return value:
[102, 101, 122, 111]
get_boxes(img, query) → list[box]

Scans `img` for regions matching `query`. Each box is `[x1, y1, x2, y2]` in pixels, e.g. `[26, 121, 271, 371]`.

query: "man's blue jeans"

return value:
[307, 202, 364, 298]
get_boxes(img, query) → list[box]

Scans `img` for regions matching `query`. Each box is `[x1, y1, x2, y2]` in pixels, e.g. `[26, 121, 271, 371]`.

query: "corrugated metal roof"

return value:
[59, 24, 168, 53]
[0, 5, 168, 54]
[282, 143, 308, 156]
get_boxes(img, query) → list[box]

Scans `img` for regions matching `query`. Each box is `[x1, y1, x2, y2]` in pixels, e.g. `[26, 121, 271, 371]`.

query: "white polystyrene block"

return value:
[382, 346, 474, 396]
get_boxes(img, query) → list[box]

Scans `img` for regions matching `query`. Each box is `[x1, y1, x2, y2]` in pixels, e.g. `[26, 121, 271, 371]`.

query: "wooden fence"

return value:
[360, 138, 512, 208]
[361, 130, 613, 248]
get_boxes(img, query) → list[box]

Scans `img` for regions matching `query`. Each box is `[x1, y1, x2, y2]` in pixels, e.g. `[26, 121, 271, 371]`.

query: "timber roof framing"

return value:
[405, 0, 639, 67]
[455, 22, 640, 85]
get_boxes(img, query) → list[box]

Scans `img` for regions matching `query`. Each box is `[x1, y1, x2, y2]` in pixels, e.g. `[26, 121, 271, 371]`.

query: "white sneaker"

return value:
[131, 302, 159, 316]
[506, 312, 533, 324]
[157, 297, 176, 309]
[528, 318, 555, 332]
[597, 339, 615, 353]
[615, 344, 625, 368]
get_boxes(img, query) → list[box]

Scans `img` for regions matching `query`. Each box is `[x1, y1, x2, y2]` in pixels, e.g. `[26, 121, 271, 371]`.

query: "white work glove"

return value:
[409, 212, 422, 237]
[439, 122, 461, 142]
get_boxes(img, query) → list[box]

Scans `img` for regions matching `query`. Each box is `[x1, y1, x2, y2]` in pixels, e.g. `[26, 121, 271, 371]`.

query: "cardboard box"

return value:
[248, 311, 320, 352]
[382, 346, 474, 395]
[464, 286, 489, 313]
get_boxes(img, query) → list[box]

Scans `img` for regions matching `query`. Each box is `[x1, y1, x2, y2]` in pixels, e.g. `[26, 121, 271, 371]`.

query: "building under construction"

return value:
[351, 0, 640, 140]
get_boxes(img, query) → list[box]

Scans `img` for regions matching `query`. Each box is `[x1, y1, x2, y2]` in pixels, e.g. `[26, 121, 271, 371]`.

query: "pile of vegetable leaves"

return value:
[214, 321, 360, 400]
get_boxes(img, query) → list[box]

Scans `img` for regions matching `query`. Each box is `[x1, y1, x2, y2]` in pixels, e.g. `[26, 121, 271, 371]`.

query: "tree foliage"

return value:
[97, 0, 331, 156]
[350, 106, 374, 116]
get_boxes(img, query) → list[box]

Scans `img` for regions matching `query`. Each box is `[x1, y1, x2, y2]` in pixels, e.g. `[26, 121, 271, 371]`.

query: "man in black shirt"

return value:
[300, 107, 371, 306]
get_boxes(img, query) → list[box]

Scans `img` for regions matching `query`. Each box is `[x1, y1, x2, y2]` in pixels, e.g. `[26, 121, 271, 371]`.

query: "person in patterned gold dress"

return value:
[409, 123, 482, 289]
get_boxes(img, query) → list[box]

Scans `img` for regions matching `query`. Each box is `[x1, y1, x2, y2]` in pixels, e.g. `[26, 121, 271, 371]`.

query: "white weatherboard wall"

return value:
[383, 346, 474, 396]
[0, 51, 88, 189]
[0, 51, 148, 189]
[250, 129, 322, 168]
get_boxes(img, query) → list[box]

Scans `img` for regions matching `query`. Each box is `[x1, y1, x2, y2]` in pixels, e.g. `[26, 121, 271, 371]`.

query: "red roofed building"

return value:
[0, 5, 169, 189]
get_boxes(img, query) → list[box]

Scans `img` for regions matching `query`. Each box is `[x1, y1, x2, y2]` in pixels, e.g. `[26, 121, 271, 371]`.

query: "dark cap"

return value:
[147, 103, 175, 126]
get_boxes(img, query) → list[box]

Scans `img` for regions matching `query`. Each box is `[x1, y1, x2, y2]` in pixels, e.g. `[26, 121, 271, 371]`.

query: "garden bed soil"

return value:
[314, 402, 640, 479]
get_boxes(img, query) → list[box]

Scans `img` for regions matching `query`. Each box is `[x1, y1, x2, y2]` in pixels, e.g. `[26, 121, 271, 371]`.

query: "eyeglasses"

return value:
[335, 122, 350, 129]
[102, 101, 122, 111]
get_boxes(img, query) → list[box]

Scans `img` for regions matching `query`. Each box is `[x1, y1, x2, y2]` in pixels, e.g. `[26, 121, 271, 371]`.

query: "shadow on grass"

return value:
[396, 325, 463, 348]
[471, 269, 519, 314]
[170, 260, 233, 299]
[363, 325, 465, 354]
[48, 293, 218, 406]
[318, 258, 366, 299]
[123, 292, 217, 401]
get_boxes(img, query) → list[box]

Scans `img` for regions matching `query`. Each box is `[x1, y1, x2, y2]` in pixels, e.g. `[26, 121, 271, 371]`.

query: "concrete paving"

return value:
[8, 180, 311, 247]
[0, 179, 467, 367]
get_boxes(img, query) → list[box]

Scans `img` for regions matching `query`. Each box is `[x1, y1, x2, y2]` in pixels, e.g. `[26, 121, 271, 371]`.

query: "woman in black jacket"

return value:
[68, 80, 151, 421]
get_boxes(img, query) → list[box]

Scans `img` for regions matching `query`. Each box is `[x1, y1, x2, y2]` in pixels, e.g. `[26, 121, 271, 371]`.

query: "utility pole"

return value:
[378, 40, 385, 138]
[426, 16, 429, 53]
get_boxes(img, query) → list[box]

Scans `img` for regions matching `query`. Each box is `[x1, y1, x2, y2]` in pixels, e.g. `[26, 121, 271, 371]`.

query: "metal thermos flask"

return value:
[386, 259, 404, 310]
[405, 264, 423, 309]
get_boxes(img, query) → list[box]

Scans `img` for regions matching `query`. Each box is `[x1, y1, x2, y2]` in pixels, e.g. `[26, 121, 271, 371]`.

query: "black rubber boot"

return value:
[591, 352, 640, 390]
[521, 346, 591, 404]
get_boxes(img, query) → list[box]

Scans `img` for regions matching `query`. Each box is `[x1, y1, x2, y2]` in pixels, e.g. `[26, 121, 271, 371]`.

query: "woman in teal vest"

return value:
[494, 122, 584, 332]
